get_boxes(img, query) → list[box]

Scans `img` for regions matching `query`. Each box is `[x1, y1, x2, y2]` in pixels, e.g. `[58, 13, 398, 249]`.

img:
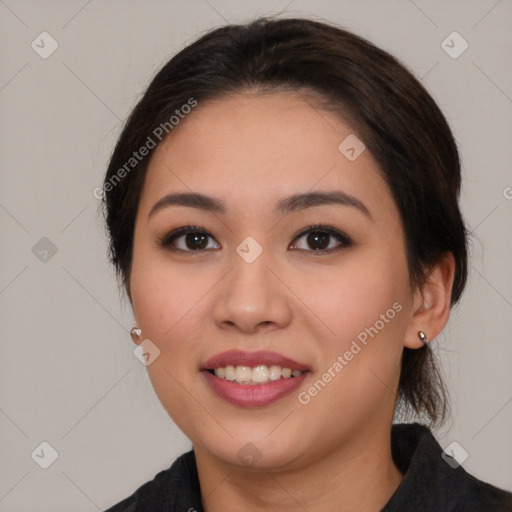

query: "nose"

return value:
[213, 253, 293, 334]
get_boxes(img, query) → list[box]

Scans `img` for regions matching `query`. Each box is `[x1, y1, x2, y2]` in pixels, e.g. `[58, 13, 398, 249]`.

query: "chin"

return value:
[217, 442, 302, 472]
[197, 423, 308, 472]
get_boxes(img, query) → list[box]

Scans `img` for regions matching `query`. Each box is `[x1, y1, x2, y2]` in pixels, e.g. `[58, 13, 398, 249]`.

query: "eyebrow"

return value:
[148, 191, 372, 220]
[149, 192, 225, 218]
[277, 191, 372, 219]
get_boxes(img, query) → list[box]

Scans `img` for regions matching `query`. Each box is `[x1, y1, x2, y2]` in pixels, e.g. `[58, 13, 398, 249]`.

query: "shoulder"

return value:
[103, 450, 203, 512]
[456, 474, 512, 512]
[383, 423, 512, 512]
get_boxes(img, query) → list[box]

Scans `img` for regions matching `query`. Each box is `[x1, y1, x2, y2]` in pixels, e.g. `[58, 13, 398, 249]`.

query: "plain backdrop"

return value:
[0, 1, 511, 510]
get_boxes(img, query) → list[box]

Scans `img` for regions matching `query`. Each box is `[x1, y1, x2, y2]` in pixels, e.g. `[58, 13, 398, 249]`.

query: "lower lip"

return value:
[202, 371, 309, 407]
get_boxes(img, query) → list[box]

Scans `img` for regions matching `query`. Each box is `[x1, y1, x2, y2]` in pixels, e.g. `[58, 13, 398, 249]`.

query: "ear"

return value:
[404, 252, 456, 349]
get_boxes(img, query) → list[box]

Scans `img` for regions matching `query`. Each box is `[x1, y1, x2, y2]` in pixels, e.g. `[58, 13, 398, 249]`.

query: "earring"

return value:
[130, 327, 142, 343]
[417, 331, 428, 345]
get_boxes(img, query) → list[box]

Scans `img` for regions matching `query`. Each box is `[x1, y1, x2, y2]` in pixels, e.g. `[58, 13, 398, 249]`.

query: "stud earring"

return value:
[130, 327, 142, 343]
[417, 331, 428, 345]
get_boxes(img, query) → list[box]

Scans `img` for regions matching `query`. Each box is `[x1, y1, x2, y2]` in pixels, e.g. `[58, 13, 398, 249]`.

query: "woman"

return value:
[103, 17, 512, 512]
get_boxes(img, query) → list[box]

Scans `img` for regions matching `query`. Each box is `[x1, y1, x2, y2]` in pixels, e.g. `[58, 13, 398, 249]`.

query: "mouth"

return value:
[200, 350, 311, 407]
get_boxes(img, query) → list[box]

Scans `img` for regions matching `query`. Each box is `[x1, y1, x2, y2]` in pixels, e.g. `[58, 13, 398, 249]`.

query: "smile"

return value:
[201, 350, 311, 407]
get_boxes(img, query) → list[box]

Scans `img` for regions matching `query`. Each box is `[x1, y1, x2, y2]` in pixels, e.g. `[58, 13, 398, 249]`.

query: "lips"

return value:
[200, 350, 311, 407]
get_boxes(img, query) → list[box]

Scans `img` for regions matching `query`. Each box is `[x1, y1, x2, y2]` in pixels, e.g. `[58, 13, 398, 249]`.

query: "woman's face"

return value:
[130, 91, 417, 470]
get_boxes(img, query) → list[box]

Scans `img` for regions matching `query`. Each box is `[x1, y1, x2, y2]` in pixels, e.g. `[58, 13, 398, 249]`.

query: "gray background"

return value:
[0, 1, 511, 510]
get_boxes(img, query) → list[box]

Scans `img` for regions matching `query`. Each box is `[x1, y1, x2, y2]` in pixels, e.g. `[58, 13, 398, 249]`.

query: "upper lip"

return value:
[201, 350, 311, 371]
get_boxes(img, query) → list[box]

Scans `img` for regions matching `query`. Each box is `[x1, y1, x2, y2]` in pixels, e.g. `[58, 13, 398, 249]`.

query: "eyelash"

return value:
[157, 225, 215, 251]
[157, 224, 353, 253]
[291, 224, 353, 253]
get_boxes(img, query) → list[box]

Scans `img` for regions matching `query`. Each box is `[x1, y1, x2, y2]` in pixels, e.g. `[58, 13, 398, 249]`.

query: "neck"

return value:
[195, 424, 403, 512]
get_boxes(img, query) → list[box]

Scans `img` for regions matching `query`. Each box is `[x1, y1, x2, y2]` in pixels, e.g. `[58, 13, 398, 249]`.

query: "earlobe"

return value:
[404, 252, 456, 349]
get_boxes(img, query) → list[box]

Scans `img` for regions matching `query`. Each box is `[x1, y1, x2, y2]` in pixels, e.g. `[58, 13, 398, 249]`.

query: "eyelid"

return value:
[157, 225, 220, 250]
[289, 224, 352, 251]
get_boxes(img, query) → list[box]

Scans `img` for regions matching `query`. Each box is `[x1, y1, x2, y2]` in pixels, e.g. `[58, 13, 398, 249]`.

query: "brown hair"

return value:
[103, 17, 468, 426]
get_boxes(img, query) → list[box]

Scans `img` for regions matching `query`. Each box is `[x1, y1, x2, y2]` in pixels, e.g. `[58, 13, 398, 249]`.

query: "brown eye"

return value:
[184, 232, 209, 250]
[306, 231, 330, 250]
[290, 225, 352, 253]
[159, 227, 221, 251]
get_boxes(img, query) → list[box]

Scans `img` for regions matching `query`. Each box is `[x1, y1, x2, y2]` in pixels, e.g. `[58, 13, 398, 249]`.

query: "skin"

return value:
[129, 91, 455, 512]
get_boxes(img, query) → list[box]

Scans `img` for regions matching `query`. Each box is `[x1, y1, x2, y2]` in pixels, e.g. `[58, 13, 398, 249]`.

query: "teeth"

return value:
[281, 367, 292, 379]
[252, 365, 269, 383]
[224, 365, 235, 381]
[269, 365, 282, 381]
[235, 366, 252, 383]
[213, 365, 303, 384]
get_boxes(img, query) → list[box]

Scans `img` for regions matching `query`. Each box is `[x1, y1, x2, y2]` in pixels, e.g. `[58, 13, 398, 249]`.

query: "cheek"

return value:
[130, 259, 211, 350]
[289, 251, 411, 417]
[291, 253, 410, 351]
[129, 256, 216, 432]
[292, 270, 409, 433]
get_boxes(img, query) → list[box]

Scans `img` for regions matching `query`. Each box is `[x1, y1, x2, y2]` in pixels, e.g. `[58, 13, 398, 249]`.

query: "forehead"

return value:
[140, 91, 393, 217]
